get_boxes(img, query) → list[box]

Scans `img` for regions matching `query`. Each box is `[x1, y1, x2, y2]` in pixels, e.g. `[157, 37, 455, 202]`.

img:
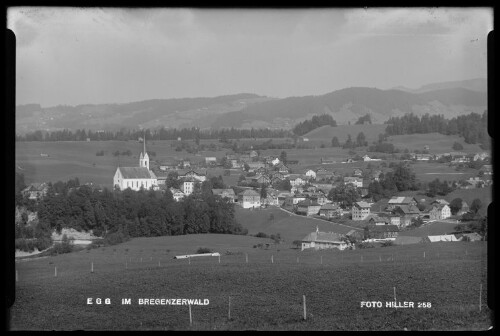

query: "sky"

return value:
[7, 7, 493, 107]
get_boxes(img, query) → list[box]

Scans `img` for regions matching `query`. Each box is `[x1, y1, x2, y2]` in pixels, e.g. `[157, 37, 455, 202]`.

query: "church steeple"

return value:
[139, 129, 149, 170]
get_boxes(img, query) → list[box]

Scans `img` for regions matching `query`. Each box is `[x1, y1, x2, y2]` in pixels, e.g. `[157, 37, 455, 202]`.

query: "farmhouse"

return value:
[352, 201, 371, 220]
[392, 204, 421, 219]
[301, 227, 348, 251]
[319, 203, 342, 219]
[366, 224, 399, 240]
[296, 199, 322, 216]
[426, 204, 451, 220]
[205, 157, 217, 165]
[353, 168, 363, 176]
[113, 137, 158, 191]
[366, 214, 389, 226]
[344, 176, 363, 188]
[212, 189, 236, 202]
[177, 169, 207, 182]
[170, 188, 185, 202]
[309, 193, 328, 205]
[22, 182, 49, 200]
[289, 174, 307, 187]
[426, 235, 459, 242]
[238, 189, 261, 209]
[304, 169, 317, 179]
[387, 196, 418, 211]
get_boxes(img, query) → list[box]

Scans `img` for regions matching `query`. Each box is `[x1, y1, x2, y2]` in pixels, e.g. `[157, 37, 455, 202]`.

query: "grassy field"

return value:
[235, 207, 359, 242]
[401, 221, 462, 237]
[11, 234, 490, 330]
[410, 161, 479, 183]
[387, 133, 484, 154]
[444, 188, 491, 217]
[303, 124, 388, 143]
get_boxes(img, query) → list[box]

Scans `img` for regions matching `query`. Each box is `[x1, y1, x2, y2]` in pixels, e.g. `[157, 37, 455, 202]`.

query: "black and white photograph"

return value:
[8, 7, 493, 330]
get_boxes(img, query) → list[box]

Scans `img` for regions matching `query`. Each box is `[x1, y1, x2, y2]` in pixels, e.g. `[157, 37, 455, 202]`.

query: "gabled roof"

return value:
[388, 196, 417, 204]
[354, 201, 371, 208]
[118, 167, 154, 179]
[297, 199, 321, 207]
[320, 203, 339, 210]
[368, 225, 399, 232]
[302, 231, 344, 243]
[431, 199, 449, 205]
[238, 189, 260, 197]
[393, 204, 421, 215]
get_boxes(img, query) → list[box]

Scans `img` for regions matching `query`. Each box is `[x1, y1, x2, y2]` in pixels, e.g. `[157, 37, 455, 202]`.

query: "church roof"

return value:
[118, 167, 154, 179]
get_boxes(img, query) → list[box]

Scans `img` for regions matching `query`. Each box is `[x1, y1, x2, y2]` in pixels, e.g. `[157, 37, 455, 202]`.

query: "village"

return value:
[21, 139, 491, 253]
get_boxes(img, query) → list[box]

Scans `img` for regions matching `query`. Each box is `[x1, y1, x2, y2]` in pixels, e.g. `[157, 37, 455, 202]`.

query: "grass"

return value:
[401, 221, 462, 237]
[12, 235, 489, 330]
[387, 133, 484, 154]
[235, 206, 359, 243]
[410, 161, 479, 183]
[302, 124, 388, 144]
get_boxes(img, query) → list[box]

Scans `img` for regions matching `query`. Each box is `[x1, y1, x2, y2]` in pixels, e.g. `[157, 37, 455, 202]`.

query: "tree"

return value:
[470, 198, 482, 214]
[292, 240, 302, 249]
[343, 134, 354, 149]
[392, 162, 417, 191]
[331, 136, 340, 147]
[449, 198, 463, 215]
[260, 184, 267, 199]
[327, 184, 360, 208]
[452, 141, 464, 150]
[279, 150, 288, 165]
[356, 132, 367, 147]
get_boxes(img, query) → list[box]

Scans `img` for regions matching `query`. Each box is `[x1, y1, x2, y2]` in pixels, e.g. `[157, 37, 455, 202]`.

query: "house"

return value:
[316, 171, 335, 181]
[392, 204, 421, 218]
[352, 201, 371, 220]
[353, 168, 363, 176]
[270, 172, 286, 180]
[181, 179, 196, 195]
[289, 174, 307, 187]
[159, 160, 179, 170]
[415, 154, 432, 161]
[247, 162, 266, 171]
[458, 232, 482, 241]
[426, 204, 451, 220]
[170, 188, 185, 202]
[254, 175, 271, 185]
[362, 155, 371, 162]
[249, 150, 258, 158]
[263, 189, 279, 206]
[309, 193, 328, 205]
[238, 189, 261, 209]
[212, 189, 236, 202]
[182, 160, 191, 168]
[304, 169, 317, 179]
[226, 154, 238, 161]
[366, 224, 399, 240]
[276, 163, 290, 174]
[431, 199, 449, 206]
[301, 227, 348, 251]
[344, 176, 363, 188]
[480, 165, 492, 175]
[296, 199, 322, 216]
[366, 214, 389, 226]
[284, 194, 308, 206]
[319, 203, 342, 219]
[271, 157, 281, 166]
[277, 191, 292, 205]
[22, 182, 49, 200]
[205, 157, 217, 165]
[387, 196, 418, 210]
[345, 158, 355, 163]
[239, 154, 251, 163]
[113, 137, 158, 191]
[177, 169, 207, 182]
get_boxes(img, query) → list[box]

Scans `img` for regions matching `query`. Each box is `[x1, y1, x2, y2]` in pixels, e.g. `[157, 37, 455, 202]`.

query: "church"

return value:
[113, 134, 158, 191]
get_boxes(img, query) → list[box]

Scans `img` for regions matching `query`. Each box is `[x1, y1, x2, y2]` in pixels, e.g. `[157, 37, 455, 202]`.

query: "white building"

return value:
[305, 169, 317, 179]
[301, 227, 348, 251]
[352, 201, 371, 220]
[181, 180, 196, 195]
[170, 188, 185, 202]
[113, 135, 158, 191]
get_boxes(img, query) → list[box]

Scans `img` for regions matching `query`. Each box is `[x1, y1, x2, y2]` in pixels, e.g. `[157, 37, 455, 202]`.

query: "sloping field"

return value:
[303, 124, 387, 143]
[401, 221, 461, 238]
[235, 207, 359, 242]
[11, 235, 489, 330]
[410, 161, 479, 183]
[444, 187, 491, 217]
[387, 133, 485, 154]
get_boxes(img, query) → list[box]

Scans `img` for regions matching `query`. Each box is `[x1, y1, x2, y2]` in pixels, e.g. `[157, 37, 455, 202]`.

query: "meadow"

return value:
[11, 234, 490, 331]
[234, 207, 359, 242]
[387, 133, 484, 154]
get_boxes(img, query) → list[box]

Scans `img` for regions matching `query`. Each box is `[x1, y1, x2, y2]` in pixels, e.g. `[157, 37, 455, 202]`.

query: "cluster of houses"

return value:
[409, 151, 490, 162]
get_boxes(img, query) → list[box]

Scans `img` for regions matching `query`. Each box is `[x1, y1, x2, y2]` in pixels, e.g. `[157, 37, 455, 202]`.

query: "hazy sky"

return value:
[8, 7, 493, 107]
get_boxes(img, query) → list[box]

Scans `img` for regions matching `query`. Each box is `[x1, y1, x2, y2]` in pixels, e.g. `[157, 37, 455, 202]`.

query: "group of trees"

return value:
[338, 132, 369, 149]
[355, 113, 372, 125]
[367, 163, 419, 201]
[17, 176, 245, 244]
[385, 111, 489, 148]
[16, 127, 292, 142]
[427, 178, 455, 197]
[292, 114, 337, 136]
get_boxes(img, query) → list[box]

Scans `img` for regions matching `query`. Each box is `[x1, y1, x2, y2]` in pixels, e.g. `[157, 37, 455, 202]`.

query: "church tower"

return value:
[139, 130, 149, 170]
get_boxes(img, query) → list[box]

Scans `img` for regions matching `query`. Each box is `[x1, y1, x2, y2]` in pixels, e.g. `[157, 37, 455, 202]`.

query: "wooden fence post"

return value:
[189, 304, 192, 326]
[228, 296, 231, 320]
[271, 255, 274, 264]
[246, 253, 248, 263]
[55, 266, 57, 277]
[303, 295, 307, 320]
[91, 262, 94, 273]
[479, 284, 482, 312]
[218, 254, 221, 264]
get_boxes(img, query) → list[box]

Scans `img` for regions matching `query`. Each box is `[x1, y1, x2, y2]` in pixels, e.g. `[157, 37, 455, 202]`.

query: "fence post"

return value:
[479, 284, 482, 312]
[320, 256, 323, 264]
[424, 251, 425, 259]
[303, 295, 307, 320]
[379, 255, 382, 262]
[218, 254, 221, 264]
[189, 304, 192, 326]
[188, 256, 191, 265]
[91, 262, 94, 273]
[228, 296, 231, 320]
[55, 266, 57, 277]
[271, 255, 274, 264]
[246, 253, 248, 263]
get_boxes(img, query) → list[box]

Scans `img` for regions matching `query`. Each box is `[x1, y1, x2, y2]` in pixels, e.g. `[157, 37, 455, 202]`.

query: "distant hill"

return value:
[16, 84, 487, 133]
[212, 87, 486, 128]
[391, 78, 487, 93]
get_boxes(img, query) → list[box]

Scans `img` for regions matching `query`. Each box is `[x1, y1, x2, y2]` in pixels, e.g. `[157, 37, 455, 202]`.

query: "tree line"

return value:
[15, 173, 246, 245]
[385, 111, 489, 148]
[16, 127, 293, 142]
